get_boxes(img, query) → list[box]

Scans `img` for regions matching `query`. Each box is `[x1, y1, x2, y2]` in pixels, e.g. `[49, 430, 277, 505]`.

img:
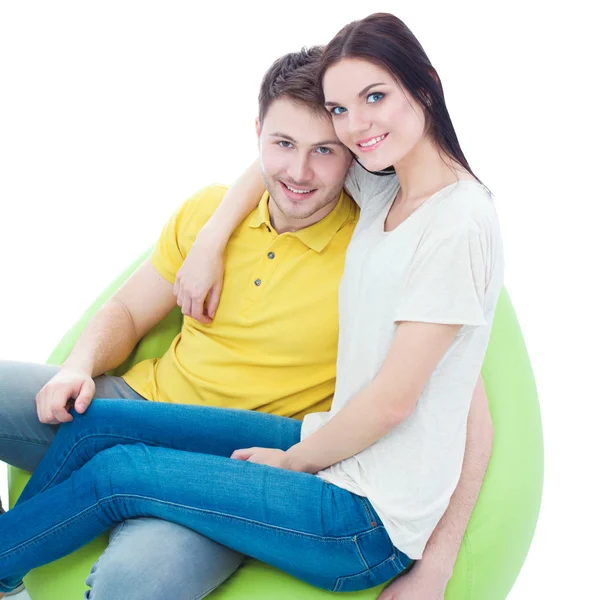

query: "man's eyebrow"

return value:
[268, 132, 345, 147]
[324, 82, 386, 107]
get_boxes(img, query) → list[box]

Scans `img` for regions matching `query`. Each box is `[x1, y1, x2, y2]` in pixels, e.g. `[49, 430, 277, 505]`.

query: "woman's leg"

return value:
[0, 443, 410, 594]
[2, 398, 299, 594]
[14, 398, 302, 506]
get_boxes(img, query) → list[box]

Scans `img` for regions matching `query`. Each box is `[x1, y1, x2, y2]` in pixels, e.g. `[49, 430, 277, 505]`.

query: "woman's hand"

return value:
[231, 447, 295, 471]
[174, 234, 225, 323]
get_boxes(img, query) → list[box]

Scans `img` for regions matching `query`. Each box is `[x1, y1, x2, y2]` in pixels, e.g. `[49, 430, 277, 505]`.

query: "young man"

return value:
[0, 47, 493, 600]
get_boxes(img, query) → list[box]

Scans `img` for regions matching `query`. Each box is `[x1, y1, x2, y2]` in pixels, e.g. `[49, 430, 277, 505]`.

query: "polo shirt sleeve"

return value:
[344, 160, 397, 208]
[394, 217, 489, 327]
[151, 186, 225, 283]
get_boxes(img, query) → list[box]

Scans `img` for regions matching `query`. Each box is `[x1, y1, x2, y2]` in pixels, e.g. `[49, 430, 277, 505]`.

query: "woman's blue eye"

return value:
[330, 106, 347, 116]
[315, 147, 332, 155]
[367, 92, 385, 103]
[278, 141, 293, 148]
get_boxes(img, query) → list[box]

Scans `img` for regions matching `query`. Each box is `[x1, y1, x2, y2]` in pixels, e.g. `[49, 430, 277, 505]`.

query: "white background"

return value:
[1, 1, 598, 598]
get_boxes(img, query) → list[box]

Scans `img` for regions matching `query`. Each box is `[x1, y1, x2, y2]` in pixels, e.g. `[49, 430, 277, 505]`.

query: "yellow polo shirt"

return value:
[122, 184, 359, 419]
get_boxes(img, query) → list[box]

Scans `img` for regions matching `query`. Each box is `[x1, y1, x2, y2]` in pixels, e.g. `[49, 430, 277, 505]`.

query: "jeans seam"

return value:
[0, 493, 364, 562]
[357, 496, 377, 526]
[0, 434, 51, 449]
[124, 494, 363, 542]
[107, 521, 126, 545]
[0, 502, 104, 560]
[332, 553, 401, 592]
[352, 535, 370, 570]
[193, 566, 241, 600]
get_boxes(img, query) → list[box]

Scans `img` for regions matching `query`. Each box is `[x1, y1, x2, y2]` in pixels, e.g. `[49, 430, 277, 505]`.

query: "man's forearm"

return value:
[200, 158, 264, 249]
[420, 376, 494, 579]
[61, 298, 140, 377]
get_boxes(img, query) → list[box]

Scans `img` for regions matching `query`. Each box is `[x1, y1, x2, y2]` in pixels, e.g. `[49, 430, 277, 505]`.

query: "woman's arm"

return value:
[197, 158, 265, 251]
[284, 320, 462, 473]
[173, 159, 265, 322]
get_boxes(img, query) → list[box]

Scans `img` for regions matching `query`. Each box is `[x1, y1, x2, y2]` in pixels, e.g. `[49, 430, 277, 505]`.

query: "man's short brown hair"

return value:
[258, 46, 328, 126]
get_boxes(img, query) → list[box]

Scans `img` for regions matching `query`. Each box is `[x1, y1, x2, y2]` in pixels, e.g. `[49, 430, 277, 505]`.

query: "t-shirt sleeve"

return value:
[344, 160, 398, 208]
[151, 186, 223, 283]
[394, 218, 489, 327]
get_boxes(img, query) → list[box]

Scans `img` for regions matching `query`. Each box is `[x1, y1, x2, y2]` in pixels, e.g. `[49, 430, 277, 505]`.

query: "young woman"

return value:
[0, 13, 503, 597]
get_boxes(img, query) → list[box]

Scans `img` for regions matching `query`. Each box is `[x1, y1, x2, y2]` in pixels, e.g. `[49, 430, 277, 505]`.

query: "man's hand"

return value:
[35, 367, 95, 424]
[377, 561, 450, 600]
[231, 447, 294, 470]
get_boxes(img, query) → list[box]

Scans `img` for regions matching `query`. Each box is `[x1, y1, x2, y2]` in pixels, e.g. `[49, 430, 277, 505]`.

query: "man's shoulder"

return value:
[184, 183, 230, 216]
[169, 183, 230, 236]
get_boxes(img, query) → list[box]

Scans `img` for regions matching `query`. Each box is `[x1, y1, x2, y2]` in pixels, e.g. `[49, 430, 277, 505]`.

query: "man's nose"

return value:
[288, 156, 313, 184]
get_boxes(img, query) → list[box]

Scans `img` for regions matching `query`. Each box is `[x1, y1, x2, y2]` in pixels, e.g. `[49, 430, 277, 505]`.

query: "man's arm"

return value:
[62, 259, 177, 377]
[423, 375, 493, 573]
[378, 375, 494, 599]
[36, 259, 177, 423]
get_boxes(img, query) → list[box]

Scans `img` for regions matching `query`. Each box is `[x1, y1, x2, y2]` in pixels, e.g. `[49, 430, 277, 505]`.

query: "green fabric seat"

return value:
[8, 248, 543, 599]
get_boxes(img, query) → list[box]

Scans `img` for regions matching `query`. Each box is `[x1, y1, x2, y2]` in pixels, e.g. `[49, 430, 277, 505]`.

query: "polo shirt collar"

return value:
[249, 190, 353, 253]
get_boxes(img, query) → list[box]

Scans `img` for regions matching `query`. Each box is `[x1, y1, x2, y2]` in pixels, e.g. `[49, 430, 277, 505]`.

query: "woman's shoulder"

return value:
[440, 179, 496, 217]
[428, 179, 499, 237]
[344, 161, 399, 208]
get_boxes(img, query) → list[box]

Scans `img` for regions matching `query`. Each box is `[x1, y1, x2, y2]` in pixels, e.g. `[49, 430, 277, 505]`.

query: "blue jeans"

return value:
[0, 399, 413, 593]
[0, 360, 244, 599]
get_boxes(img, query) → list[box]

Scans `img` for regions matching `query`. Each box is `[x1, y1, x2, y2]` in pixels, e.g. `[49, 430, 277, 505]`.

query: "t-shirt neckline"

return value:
[380, 180, 483, 235]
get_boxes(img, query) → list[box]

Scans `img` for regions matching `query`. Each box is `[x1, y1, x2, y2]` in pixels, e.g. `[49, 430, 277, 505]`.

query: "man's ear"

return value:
[255, 117, 261, 144]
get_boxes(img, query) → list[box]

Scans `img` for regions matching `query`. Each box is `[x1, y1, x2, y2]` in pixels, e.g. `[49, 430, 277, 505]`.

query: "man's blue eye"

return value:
[367, 92, 385, 103]
[278, 141, 293, 148]
[330, 106, 347, 116]
[316, 147, 332, 155]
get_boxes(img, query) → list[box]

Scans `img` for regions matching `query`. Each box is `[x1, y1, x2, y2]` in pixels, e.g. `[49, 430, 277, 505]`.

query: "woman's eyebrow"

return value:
[324, 82, 386, 107]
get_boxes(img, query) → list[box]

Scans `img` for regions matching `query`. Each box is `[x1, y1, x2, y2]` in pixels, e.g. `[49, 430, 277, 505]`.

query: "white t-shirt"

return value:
[301, 161, 504, 559]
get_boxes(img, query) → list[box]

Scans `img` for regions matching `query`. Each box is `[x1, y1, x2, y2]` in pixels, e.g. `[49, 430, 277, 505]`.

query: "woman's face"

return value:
[322, 58, 427, 172]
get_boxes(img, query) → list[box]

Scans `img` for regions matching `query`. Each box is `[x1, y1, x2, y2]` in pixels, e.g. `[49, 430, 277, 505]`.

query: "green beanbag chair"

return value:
[8, 248, 543, 600]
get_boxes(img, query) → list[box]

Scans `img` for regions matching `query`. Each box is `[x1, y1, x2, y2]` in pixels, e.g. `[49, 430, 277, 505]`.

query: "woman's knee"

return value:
[80, 443, 159, 507]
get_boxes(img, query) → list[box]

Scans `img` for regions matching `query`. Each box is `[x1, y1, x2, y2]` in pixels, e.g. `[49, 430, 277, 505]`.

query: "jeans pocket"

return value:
[356, 495, 381, 527]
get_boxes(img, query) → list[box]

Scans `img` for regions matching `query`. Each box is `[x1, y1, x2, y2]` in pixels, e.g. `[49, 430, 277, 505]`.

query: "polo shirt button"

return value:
[254, 279, 262, 286]
[267, 252, 275, 259]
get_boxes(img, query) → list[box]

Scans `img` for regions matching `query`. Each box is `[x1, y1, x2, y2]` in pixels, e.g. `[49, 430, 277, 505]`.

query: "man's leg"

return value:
[0, 360, 243, 600]
[0, 361, 61, 472]
[85, 518, 243, 600]
[0, 361, 60, 596]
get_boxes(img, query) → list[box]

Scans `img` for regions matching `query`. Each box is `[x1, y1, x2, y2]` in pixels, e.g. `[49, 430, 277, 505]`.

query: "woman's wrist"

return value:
[193, 219, 230, 253]
[284, 444, 318, 474]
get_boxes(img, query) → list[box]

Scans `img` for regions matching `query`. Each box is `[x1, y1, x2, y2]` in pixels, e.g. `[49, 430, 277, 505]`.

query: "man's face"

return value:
[257, 98, 352, 232]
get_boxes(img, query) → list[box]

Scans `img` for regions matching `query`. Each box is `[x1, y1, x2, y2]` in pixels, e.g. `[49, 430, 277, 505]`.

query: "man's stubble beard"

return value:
[266, 178, 343, 223]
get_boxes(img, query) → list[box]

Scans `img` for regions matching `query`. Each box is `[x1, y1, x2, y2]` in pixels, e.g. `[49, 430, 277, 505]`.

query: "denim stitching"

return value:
[0, 493, 368, 561]
[352, 535, 370, 570]
[357, 496, 377, 526]
[106, 521, 126, 545]
[332, 553, 400, 592]
[0, 434, 51, 448]
[193, 565, 242, 600]
[0, 503, 105, 559]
